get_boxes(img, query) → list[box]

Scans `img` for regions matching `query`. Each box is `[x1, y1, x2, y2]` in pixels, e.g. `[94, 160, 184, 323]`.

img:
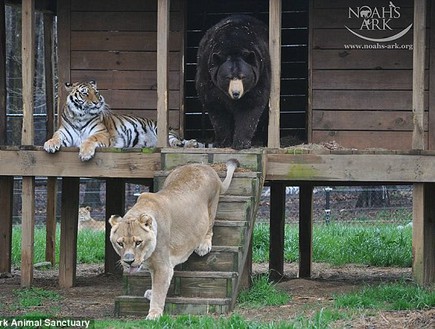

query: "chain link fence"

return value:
[12, 179, 413, 229]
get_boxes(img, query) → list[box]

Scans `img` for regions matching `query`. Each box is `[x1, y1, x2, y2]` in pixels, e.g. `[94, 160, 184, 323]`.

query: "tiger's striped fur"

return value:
[44, 81, 198, 161]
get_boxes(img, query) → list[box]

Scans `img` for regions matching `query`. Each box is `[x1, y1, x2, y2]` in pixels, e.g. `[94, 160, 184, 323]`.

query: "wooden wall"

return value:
[57, 0, 185, 130]
[310, 0, 432, 150]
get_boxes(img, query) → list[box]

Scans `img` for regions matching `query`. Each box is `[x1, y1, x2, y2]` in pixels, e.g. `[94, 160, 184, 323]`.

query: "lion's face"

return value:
[109, 214, 157, 274]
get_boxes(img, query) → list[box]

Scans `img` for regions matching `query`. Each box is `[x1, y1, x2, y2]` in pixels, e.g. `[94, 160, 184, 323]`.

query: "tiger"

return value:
[43, 80, 198, 161]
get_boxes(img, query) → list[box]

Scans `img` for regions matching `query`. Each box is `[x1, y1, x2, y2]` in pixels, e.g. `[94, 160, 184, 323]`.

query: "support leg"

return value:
[105, 179, 125, 275]
[299, 184, 313, 278]
[0, 176, 13, 273]
[21, 176, 35, 287]
[59, 177, 79, 288]
[269, 182, 286, 281]
[45, 177, 58, 265]
[412, 183, 435, 286]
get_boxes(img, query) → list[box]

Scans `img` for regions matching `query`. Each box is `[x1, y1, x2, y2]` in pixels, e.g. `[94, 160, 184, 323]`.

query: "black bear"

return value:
[196, 15, 271, 149]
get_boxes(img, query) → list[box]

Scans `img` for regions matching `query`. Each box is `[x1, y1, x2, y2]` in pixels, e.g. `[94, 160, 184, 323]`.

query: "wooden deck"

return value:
[0, 147, 434, 288]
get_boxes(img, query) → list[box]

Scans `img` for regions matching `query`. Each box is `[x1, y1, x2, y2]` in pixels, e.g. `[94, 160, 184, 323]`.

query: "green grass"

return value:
[334, 281, 435, 310]
[252, 222, 412, 267]
[12, 287, 61, 310]
[237, 274, 290, 307]
[12, 225, 105, 266]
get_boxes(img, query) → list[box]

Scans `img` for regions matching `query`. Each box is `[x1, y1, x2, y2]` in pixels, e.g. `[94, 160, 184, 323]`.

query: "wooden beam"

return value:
[299, 184, 313, 278]
[429, 0, 435, 149]
[59, 177, 79, 288]
[21, 0, 35, 145]
[269, 182, 286, 281]
[412, 0, 426, 150]
[266, 153, 435, 183]
[105, 179, 125, 275]
[412, 183, 435, 286]
[0, 176, 13, 273]
[156, 0, 170, 147]
[20, 176, 35, 287]
[43, 13, 55, 140]
[20, 0, 35, 288]
[0, 149, 160, 178]
[268, 0, 281, 148]
[56, 0, 71, 121]
[0, 0, 6, 144]
[45, 177, 57, 265]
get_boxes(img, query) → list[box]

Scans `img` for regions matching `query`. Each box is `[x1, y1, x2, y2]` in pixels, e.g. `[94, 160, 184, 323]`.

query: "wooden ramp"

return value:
[115, 149, 265, 316]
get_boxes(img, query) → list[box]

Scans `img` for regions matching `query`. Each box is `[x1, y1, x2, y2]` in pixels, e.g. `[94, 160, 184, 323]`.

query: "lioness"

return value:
[109, 159, 239, 320]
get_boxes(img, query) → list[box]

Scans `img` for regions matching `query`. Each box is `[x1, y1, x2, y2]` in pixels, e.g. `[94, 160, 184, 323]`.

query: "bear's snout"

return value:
[228, 79, 244, 100]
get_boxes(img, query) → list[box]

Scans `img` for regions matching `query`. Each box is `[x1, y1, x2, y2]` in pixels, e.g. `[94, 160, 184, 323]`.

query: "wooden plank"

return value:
[265, 153, 435, 182]
[177, 0, 186, 136]
[59, 177, 79, 288]
[299, 184, 313, 278]
[97, 90, 180, 110]
[269, 182, 286, 281]
[105, 179, 125, 275]
[71, 51, 180, 71]
[312, 70, 416, 90]
[0, 176, 13, 273]
[156, 0, 170, 147]
[71, 70, 180, 91]
[21, 177, 35, 287]
[312, 8, 414, 29]
[412, 183, 435, 286]
[268, 0, 281, 148]
[312, 50, 414, 70]
[312, 90, 426, 110]
[21, 0, 35, 145]
[412, 0, 427, 150]
[312, 111, 428, 131]
[313, 0, 412, 9]
[45, 177, 57, 265]
[0, 0, 6, 144]
[313, 130, 425, 150]
[70, 12, 183, 32]
[71, 0, 183, 11]
[70, 31, 182, 51]
[313, 29, 417, 50]
[0, 150, 160, 178]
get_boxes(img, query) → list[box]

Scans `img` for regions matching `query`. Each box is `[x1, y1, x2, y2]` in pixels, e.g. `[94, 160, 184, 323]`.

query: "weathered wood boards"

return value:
[311, 0, 429, 149]
[59, 0, 184, 130]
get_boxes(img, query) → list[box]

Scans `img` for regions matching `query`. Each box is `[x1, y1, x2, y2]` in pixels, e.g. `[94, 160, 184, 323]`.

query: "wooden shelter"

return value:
[0, 0, 433, 314]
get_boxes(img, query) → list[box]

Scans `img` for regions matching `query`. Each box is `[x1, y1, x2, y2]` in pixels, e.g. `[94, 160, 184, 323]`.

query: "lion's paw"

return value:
[195, 240, 212, 256]
[144, 289, 152, 300]
[146, 309, 163, 320]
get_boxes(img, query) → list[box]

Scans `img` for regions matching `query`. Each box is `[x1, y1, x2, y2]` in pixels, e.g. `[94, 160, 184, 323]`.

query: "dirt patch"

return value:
[1, 263, 433, 328]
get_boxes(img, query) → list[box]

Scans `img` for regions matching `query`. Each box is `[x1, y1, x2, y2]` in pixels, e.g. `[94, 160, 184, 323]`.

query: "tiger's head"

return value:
[65, 80, 106, 117]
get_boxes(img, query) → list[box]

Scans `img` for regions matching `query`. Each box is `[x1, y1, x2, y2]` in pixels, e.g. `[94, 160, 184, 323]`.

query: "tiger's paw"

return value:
[44, 139, 61, 153]
[79, 146, 96, 161]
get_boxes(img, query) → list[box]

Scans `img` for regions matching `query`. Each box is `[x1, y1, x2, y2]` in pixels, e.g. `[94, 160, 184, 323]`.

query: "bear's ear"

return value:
[242, 50, 257, 66]
[211, 52, 224, 66]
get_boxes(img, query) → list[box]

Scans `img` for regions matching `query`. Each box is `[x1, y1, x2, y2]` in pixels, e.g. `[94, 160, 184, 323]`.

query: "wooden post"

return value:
[43, 13, 57, 265]
[412, 184, 435, 286]
[268, 0, 281, 148]
[20, 0, 35, 288]
[105, 179, 125, 275]
[299, 184, 313, 278]
[269, 182, 286, 281]
[412, 0, 434, 286]
[45, 177, 57, 265]
[412, 0, 426, 150]
[59, 177, 79, 288]
[0, 0, 6, 144]
[156, 0, 170, 147]
[0, 176, 13, 273]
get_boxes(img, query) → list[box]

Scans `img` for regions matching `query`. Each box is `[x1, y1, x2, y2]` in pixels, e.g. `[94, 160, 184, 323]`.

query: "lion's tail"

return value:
[220, 158, 240, 194]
